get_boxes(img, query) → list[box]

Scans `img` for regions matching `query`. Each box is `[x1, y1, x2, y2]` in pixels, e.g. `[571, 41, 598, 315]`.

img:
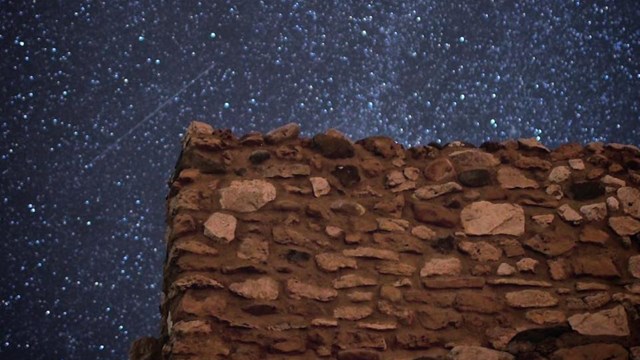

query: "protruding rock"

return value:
[265, 122, 300, 144]
[572, 256, 620, 278]
[424, 157, 456, 182]
[516, 258, 538, 273]
[310, 177, 331, 197]
[618, 186, 640, 219]
[505, 290, 558, 308]
[568, 305, 630, 336]
[413, 202, 459, 228]
[357, 136, 404, 158]
[343, 246, 399, 260]
[531, 214, 554, 227]
[333, 274, 377, 289]
[332, 165, 361, 187]
[458, 169, 492, 187]
[458, 241, 502, 262]
[422, 276, 485, 289]
[420, 258, 462, 277]
[331, 199, 366, 216]
[286, 279, 338, 302]
[568, 158, 585, 170]
[315, 253, 358, 272]
[579, 203, 607, 222]
[497, 166, 539, 189]
[448, 346, 514, 360]
[312, 133, 355, 158]
[229, 277, 279, 300]
[523, 233, 576, 257]
[461, 201, 525, 236]
[518, 137, 550, 152]
[601, 174, 626, 187]
[449, 150, 500, 171]
[525, 309, 566, 325]
[203, 212, 237, 242]
[453, 291, 504, 314]
[411, 225, 437, 241]
[497, 263, 516, 276]
[557, 204, 583, 225]
[630, 255, 640, 279]
[219, 179, 276, 212]
[334, 305, 374, 320]
[609, 216, 640, 236]
[414, 182, 463, 200]
[375, 261, 416, 276]
[548, 166, 572, 183]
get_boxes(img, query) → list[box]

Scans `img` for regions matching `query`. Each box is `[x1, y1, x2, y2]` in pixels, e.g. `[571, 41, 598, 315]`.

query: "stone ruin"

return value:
[130, 121, 640, 359]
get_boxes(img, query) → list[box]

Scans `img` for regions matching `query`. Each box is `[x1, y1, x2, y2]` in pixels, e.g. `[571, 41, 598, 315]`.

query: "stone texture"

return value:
[333, 274, 378, 289]
[630, 255, 640, 279]
[228, 277, 279, 300]
[579, 225, 610, 245]
[548, 166, 572, 183]
[497, 166, 539, 189]
[461, 201, 525, 236]
[236, 235, 268, 262]
[334, 305, 374, 320]
[458, 169, 492, 187]
[579, 202, 607, 222]
[458, 241, 502, 262]
[315, 253, 358, 272]
[525, 309, 566, 325]
[286, 278, 338, 302]
[312, 133, 355, 158]
[568, 305, 630, 336]
[413, 182, 462, 200]
[505, 290, 558, 308]
[264, 122, 300, 144]
[424, 157, 456, 182]
[413, 202, 459, 228]
[219, 179, 276, 212]
[572, 256, 620, 278]
[420, 258, 462, 277]
[523, 232, 576, 257]
[203, 212, 237, 243]
[618, 186, 640, 219]
[343, 247, 399, 261]
[557, 203, 583, 224]
[609, 216, 640, 236]
[310, 176, 331, 197]
[449, 149, 500, 170]
[552, 343, 628, 360]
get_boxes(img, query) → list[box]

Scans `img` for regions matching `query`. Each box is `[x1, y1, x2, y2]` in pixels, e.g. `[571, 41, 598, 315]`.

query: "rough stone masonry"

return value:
[130, 121, 640, 360]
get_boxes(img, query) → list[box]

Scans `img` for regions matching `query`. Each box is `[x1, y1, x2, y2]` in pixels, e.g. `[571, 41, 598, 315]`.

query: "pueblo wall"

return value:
[130, 121, 640, 360]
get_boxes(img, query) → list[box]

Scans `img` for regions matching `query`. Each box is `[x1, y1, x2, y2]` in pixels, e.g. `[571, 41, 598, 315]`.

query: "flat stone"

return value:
[348, 291, 374, 302]
[375, 261, 416, 276]
[523, 232, 576, 257]
[219, 179, 276, 212]
[337, 349, 381, 360]
[264, 122, 300, 144]
[568, 305, 630, 336]
[454, 291, 504, 314]
[579, 202, 607, 221]
[630, 255, 640, 279]
[272, 226, 308, 246]
[497, 166, 539, 189]
[602, 174, 626, 187]
[422, 276, 485, 289]
[514, 154, 552, 170]
[420, 258, 462, 277]
[413, 202, 459, 228]
[557, 204, 583, 224]
[333, 274, 378, 289]
[424, 157, 456, 182]
[411, 225, 437, 240]
[568, 158, 585, 170]
[497, 263, 516, 276]
[310, 176, 331, 197]
[372, 232, 424, 254]
[311, 318, 338, 327]
[315, 253, 358, 272]
[576, 282, 609, 291]
[177, 290, 227, 319]
[449, 149, 500, 170]
[487, 278, 553, 287]
[499, 238, 525, 257]
[618, 186, 640, 219]
[331, 199, 366, 216]
[609, 216, 640, 236]
[334, 305, 374, 320]
[332, 165, 361, 187]
[417, 305, 462, 330]
[579, 225, 610, 245]
[357, 320, 397, 331]
[228, 277, 279, 300]
[461, 201, 525, 236]
[236, 235, 268, 262]
[524, 310, 566, 326]
[416, 183, 463, 201]
[357, 136, 404, 158]
[548, 166, 572, 183]
[548, 259, 569, 280]
[572, 256, 620, 278]
[552, 343, 628, 360]
[505, 290, 558, 308]
[262, 163, 311, 178]
[203, 212, 237, 242]
[458, 241, 503, 262]
[286, 278, 338, 302]
[532, 214, 555, 227]
[570, 181, 605, 200]
[448, 346, 514, 360]
[343, 247, 399, 260]
[312, 133, 355, 158]
[458, 169, 492, 187]
[376, 217, 409, 232]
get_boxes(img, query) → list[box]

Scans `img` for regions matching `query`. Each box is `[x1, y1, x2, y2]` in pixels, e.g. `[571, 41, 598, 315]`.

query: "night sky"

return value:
[1, 1, 639, 359]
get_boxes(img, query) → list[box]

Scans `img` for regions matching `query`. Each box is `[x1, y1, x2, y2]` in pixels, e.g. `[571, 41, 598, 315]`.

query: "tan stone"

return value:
[458, 241, 503, 262]
[572, 256, 620, 278]
[315, 252, 357, 272]
[375, 261, 416, 276]
[607, 196, 620, 211]
[516, 258, 538, 273]
[497, 263, 516, 276]
[518, 138, 550, 152]
[568, 158, 585, 170]
[203, 212, 237, 242]
[357, 320, 397, 331]
[330, 199, 366, 216]
[376, 217, 410, 232]
[548, 166, 571, 183]
[488, 278, 553, 287]
[343, 247, 399, 261]
[424, 157, 456, 182]
[334, 305, 373, 320]
[237, 235, 268, 262]
[601, 174, 626, 187]
[618, 186, 640, 219]
[449, 149, 500, 170]
[264, 122, 300, 144]
[417, 305, 462, 329]
[548, 258, 569, 280]
[228, 277, 279, 300]
[461, 201, 525, 236]
[420, 258, 462, 277]
[333, 274, 377, 289]
[497, 166, 539, 189]
[414, 182, 463, 200]
[347, 291, 374, 302]
[609, 216, 640, 236]
[579, 225, 609, 245]
[310, 176, 331, 197]
[454, 291, 504, 314]
[525, 309, 566, 325]
[568, 305, 630, 336]
[411, 225, 437, 240]
[557, 204, 583, 224]
[286, 279, 338, 302]
[311, 318, 338, 327]
[524, 233, 576, 257]
[579, 202, 607, 222]
[219, 179, 276, 212]
[422, 276, 485, 289]
[505, 290, 558, 308]
[531, 214, 555, 227]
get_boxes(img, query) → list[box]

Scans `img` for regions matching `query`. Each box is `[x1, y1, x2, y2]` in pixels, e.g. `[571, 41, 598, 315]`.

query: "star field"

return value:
[1, 1, 639, 359]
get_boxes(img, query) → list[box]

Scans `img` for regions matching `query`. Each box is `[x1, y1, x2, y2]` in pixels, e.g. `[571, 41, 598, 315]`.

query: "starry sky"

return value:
[1, 0, 639, 359]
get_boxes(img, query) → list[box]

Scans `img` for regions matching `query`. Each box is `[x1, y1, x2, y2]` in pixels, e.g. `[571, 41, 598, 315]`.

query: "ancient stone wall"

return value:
[131, 121, 640, 360]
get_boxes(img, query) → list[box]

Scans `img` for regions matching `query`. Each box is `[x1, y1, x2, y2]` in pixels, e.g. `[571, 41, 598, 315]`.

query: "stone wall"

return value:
[130, 121, 640, 360]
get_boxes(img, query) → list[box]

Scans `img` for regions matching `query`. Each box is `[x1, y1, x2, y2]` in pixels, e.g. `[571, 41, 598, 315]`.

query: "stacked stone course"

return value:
[131, 121, 640, 360]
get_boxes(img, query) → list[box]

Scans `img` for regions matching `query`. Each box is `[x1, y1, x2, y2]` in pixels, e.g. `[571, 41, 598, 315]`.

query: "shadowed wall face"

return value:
[133, 121, 640, 359]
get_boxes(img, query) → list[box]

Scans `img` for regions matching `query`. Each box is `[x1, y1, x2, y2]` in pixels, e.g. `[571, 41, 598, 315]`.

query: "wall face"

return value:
[132, 121, 640, 360]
